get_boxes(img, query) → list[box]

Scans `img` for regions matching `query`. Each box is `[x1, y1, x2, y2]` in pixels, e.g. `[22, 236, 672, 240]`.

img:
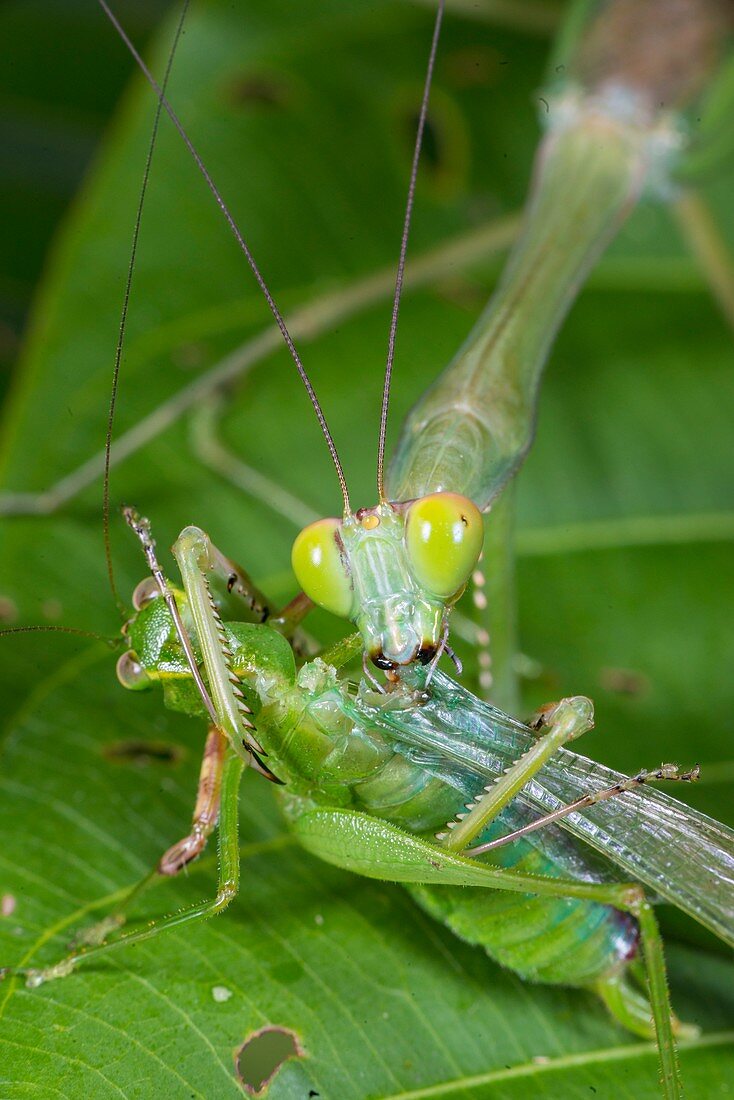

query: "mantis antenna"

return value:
[376, 0, 445, 502]
[98, 0, 352, 582]
[102, 0, 190, 612]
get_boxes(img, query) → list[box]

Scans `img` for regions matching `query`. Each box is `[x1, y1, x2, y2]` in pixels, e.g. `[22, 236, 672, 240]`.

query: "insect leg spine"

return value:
[199, 568, 267, 757]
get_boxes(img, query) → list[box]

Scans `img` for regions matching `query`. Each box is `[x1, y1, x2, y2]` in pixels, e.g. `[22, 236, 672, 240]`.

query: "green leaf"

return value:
[1, 2, 733, 1097]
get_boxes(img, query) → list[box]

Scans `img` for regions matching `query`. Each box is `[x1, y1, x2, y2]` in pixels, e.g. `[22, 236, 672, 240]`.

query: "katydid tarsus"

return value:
[1, 2, 734, 1098]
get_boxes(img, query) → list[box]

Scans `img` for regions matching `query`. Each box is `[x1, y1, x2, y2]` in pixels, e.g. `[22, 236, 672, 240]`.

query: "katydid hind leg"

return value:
[292, 805, 684, 1099]
[633, 900, 685, 1099]
[467, 763, 700, 857]
[437, 693, 595, 852]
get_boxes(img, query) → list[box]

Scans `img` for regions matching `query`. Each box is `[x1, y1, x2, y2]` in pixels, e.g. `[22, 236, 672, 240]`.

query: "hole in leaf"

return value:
[403, 108, 441, 172]
[235, 1026, 303, 1095]
[103, 739, 184, 766]
[393, 89, 467, 200]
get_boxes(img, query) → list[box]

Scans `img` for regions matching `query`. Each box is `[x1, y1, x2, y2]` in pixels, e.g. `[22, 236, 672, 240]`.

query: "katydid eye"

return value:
[405, 492, 483, 600]
[116, 650, 152, 691]
[291, 518, 353, 619]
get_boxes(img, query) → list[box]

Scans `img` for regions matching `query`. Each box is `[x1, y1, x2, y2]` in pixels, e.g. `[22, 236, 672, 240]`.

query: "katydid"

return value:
[1, 2, 734, 1099]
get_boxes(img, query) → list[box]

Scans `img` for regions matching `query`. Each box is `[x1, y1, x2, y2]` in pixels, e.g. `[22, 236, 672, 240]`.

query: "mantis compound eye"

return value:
[291, 518, 353, 618]
[405, 492, 484, 600]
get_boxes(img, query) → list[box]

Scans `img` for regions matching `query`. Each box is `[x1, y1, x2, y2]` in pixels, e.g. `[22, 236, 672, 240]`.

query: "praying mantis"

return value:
[1, 0, 734, 1095]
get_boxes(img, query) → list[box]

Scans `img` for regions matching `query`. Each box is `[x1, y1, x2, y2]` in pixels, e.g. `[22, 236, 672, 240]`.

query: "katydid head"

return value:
[292, 491, 482, 670]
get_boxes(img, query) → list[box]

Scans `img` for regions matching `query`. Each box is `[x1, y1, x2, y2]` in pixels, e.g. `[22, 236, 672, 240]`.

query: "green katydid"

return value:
[1, 2, 734, 1098]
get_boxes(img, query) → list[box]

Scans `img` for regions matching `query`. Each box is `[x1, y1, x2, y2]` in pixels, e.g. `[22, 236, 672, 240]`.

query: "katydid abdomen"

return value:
[350, 778, 639, 989]
[318, 715, 640, 991]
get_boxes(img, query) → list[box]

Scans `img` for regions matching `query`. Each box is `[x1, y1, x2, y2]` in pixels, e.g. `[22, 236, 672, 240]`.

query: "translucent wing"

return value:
[352, 670, 734, 948]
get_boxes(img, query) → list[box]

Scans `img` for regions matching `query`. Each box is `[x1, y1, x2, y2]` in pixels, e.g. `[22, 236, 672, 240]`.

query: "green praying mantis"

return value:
[1, 1, 734, 1098]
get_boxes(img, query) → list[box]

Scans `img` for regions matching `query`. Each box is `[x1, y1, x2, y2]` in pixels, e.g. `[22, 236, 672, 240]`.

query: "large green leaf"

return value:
[1, 1, 732, 1096]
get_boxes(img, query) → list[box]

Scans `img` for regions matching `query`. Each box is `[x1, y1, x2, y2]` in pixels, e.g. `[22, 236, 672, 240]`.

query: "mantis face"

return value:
[292, 492, 483, 670]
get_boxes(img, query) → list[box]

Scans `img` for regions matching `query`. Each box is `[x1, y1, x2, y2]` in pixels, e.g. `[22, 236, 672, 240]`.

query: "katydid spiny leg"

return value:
[425, 692, 689, 1094]
[436, 694, 595, 851]
[293, 806, 685, 1100]
[466, 762, 701, 858]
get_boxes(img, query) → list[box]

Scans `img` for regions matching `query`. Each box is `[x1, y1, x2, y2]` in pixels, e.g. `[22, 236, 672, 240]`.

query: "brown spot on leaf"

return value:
[103, 740, 184, 767]
[0, 597, 18, 624]
[599, 667, 651, 697]
[444, 45, 501, 89]
[228, 73, 291, 110]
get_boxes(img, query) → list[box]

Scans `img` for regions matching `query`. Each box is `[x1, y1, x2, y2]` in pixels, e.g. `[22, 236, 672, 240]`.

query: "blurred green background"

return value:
[0, 1, 732, 1097]
[0, 0, 171, 394]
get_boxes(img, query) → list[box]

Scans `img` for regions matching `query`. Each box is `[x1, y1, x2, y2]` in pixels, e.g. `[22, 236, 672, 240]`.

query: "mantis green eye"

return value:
[291, 518, 353, 618]
[405, 492, 483, 600]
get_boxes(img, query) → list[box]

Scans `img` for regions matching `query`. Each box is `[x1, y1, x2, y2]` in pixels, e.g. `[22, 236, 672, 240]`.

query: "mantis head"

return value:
[292, 492, 483, 671]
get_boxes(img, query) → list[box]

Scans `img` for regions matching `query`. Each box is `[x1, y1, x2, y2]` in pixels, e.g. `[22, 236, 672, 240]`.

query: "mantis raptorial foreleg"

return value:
[4, 515, 264, 983]
[468, 491, 519, 712]
[193, 521, 315, 650]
